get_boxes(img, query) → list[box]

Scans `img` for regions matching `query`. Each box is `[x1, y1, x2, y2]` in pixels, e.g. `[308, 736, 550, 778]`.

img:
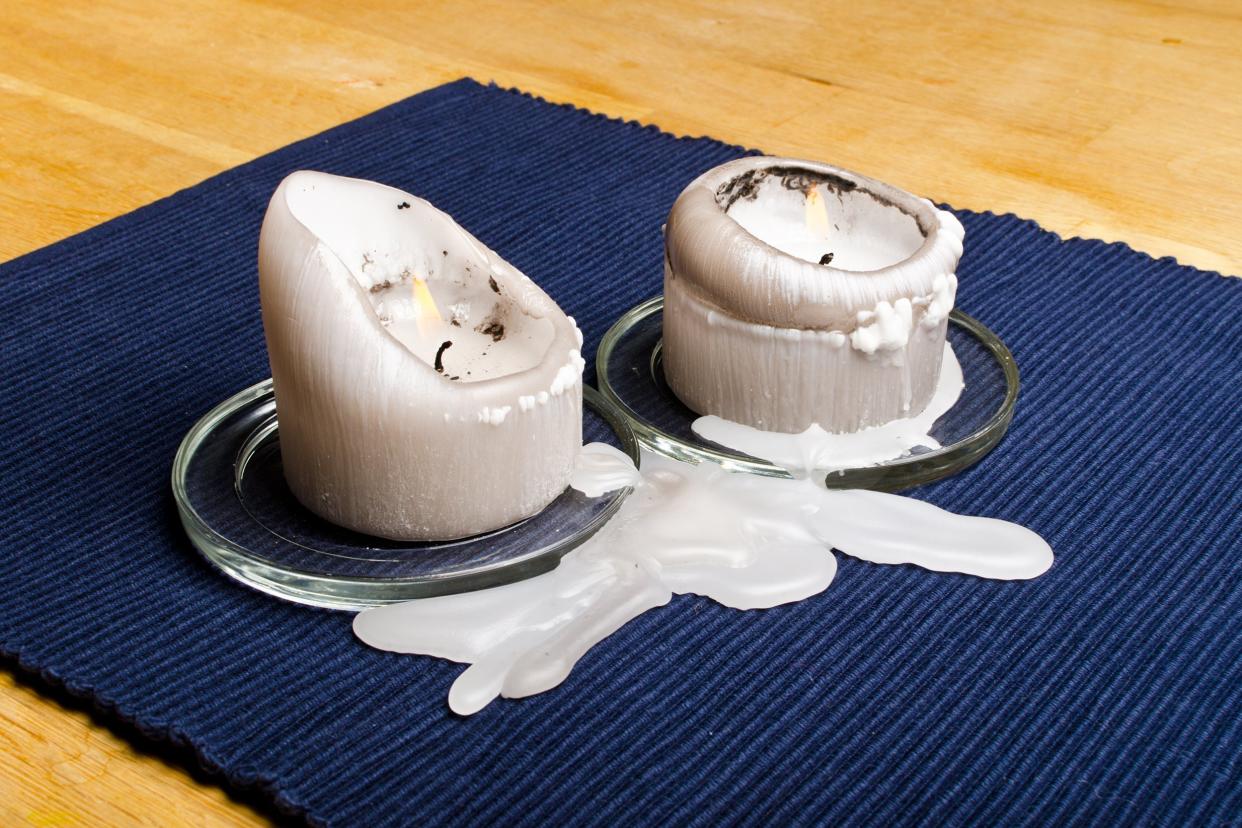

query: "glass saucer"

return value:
[596, 296, 1019, 491]
[172, 384, 639, 610]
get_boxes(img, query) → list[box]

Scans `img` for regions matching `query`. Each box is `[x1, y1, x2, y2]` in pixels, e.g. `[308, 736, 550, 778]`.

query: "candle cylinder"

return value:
[259, 171, 583, 541]
[663, 157, 964, 433]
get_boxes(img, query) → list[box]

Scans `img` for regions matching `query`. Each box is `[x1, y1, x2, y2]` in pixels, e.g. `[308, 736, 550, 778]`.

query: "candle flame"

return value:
[805, 186, 831, 236]
[411, 277, 442, 332]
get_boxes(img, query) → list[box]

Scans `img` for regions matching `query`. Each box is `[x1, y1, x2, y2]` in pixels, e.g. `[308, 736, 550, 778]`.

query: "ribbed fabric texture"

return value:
[1, 79, 1239, 826]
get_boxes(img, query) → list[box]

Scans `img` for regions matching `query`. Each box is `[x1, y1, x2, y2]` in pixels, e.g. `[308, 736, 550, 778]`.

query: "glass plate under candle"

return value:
[596, 296, 1019, 491]
[172, 384, 639, 611]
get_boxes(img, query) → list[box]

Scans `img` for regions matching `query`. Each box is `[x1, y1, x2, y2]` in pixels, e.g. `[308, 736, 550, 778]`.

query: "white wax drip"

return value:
[354, 431, 1052, 715]
[692, 341, 964, 472]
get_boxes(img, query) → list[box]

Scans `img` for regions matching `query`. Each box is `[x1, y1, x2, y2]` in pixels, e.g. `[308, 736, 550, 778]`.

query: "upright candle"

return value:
[663, 157, 964, 434]
[259, 171, 584, 540]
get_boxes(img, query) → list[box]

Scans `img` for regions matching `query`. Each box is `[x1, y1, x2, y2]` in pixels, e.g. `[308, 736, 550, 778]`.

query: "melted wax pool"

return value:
[355, 366, 1052, 715]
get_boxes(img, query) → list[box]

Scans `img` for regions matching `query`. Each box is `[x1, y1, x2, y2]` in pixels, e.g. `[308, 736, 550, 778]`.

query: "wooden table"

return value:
[2, 1, 1238, 824]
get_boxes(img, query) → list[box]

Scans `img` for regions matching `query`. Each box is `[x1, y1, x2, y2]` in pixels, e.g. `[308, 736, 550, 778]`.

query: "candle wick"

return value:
[819, 252, 834, 266]
[434, 340, 453, 373]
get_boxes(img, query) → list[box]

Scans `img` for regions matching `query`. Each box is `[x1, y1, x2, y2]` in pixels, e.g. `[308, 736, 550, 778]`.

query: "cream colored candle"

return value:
[259, 171, 583, 540]
[663, 157, 964, 433]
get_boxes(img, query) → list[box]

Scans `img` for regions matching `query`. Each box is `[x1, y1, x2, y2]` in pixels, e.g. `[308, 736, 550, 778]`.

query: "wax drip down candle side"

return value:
[692, 341, 965, 472]
[355, 437, 1052, 716]
[259, 171, 584, 541]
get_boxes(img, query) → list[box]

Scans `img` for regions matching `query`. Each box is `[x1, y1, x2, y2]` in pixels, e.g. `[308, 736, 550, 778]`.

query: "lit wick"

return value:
[411, 277, 441, 325]
[410, 276, 453, 375]
[805, 186, 831, 234]
[806, 186, 835, 267]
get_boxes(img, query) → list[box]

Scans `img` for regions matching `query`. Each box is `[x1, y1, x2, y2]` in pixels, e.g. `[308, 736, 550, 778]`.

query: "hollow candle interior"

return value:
[289, 185, 558, 382]
[726, 176, 925, 270]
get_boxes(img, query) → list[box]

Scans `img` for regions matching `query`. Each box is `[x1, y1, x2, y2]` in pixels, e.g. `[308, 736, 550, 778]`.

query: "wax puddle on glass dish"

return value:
[355, 421, 1052, 716]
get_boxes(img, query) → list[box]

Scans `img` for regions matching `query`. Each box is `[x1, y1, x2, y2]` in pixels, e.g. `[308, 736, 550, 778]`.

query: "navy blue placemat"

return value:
[1, 79, 1239, 826]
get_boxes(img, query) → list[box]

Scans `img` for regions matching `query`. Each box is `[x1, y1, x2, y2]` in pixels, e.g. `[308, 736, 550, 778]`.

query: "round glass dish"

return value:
[172, 384, 639, 610]
[596, 296, 1019, 491]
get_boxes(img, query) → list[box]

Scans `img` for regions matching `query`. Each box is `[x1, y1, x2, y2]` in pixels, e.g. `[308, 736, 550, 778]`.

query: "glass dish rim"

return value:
[595, 295, 1020, 489]
[171, 382, 640, 609]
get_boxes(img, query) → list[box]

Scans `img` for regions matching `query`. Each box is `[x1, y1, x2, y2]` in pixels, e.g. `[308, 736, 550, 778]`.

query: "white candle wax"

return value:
[663, 157, 964, 433]
[259, 171, 584, 541]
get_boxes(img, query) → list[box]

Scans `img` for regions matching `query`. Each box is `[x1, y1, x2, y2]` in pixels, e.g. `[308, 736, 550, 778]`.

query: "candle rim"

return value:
[268, 170, 581, 395]
[664, 156, 964, 331]
[713, 157, 942, 276]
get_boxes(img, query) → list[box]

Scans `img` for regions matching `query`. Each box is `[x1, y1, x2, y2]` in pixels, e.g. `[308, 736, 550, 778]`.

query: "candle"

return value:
[662, 157, 964, 434]
[258, 171, 584, 541]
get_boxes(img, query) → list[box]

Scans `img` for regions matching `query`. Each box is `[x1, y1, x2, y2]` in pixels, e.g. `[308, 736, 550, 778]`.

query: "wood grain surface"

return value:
[2, 0, 1238, 824]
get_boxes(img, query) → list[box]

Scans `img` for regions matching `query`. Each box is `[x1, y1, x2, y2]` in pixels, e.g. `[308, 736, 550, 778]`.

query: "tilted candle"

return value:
[259, 171, 583, 540]
[663, 157, 965, 434]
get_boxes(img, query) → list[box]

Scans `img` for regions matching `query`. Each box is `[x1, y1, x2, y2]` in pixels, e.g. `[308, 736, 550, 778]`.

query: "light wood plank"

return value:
[0, 672, 265, 826]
